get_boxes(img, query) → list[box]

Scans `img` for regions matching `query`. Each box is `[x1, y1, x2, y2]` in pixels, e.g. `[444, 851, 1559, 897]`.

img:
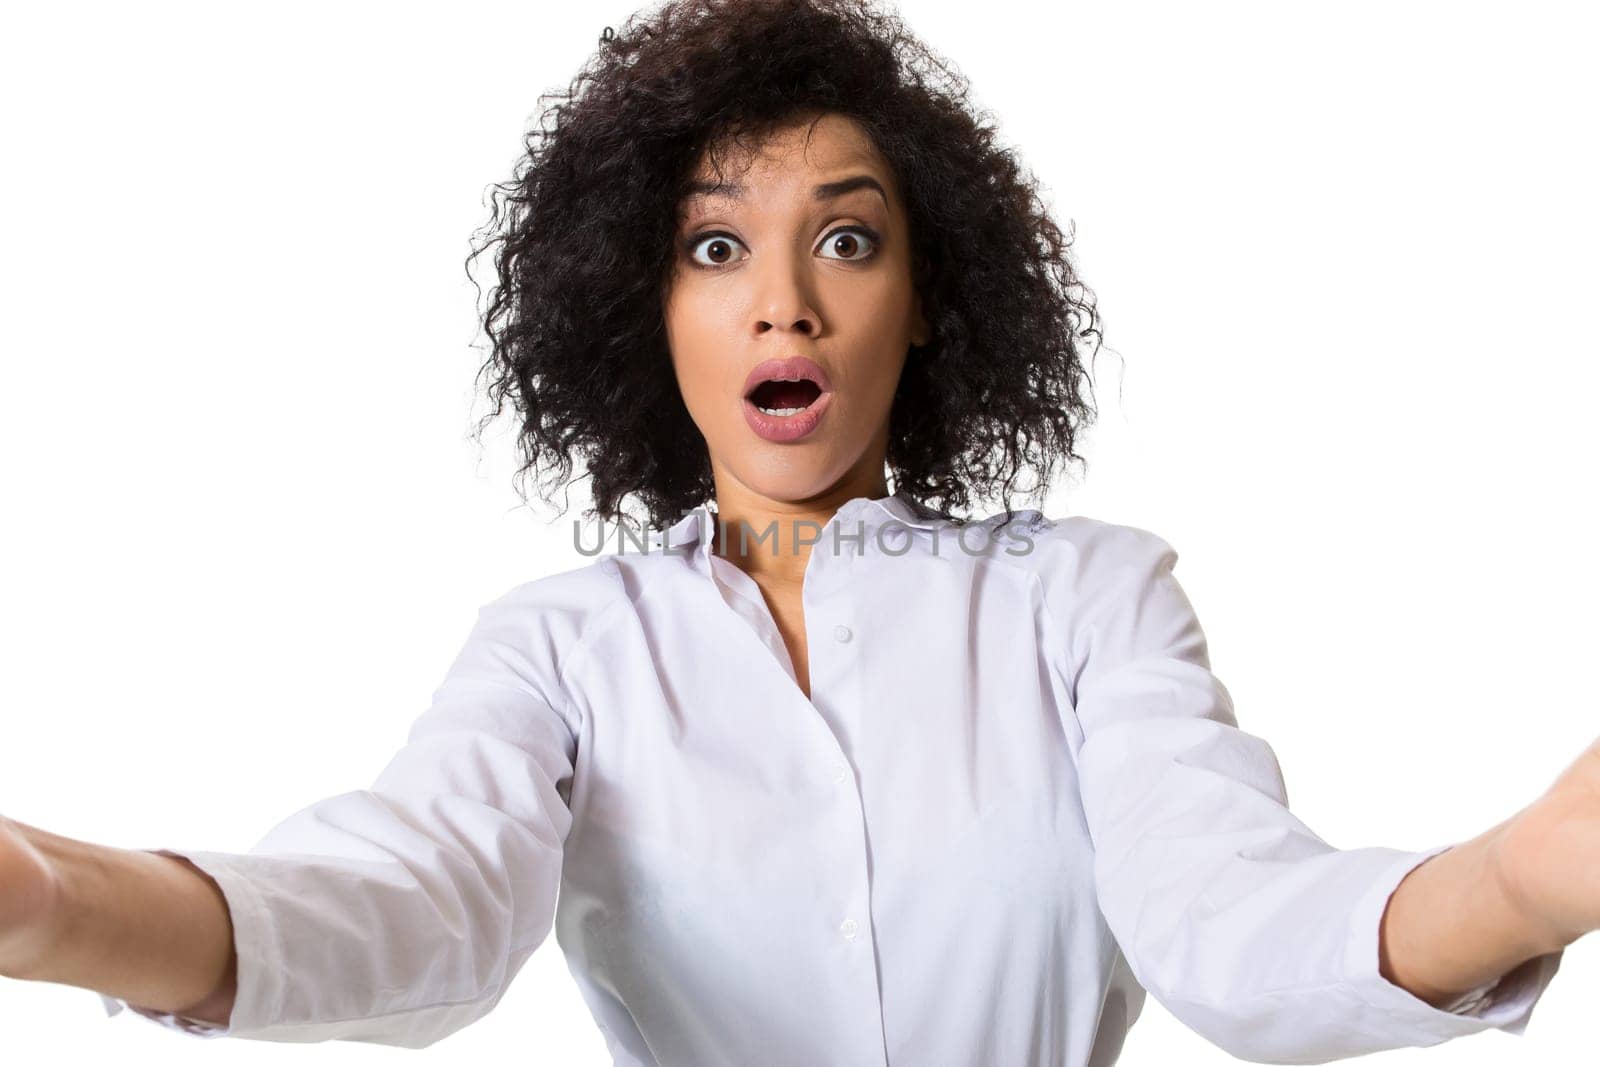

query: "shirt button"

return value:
[833, 762, 849, 784]
[833, 624, 852, 643]
[839, 918, 858, 940]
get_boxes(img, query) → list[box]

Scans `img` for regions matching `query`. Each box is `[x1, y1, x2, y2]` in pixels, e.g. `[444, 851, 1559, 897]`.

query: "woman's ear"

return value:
[911, 296, 931, 348]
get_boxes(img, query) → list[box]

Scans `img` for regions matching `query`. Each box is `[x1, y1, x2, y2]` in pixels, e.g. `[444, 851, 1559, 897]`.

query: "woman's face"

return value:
[662, 113, 929, 510]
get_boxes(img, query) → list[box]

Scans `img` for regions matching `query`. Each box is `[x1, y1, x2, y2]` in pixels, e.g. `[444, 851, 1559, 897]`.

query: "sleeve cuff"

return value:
[97, 990, 231, 1037]
[1343, 845, 1565, 1039]
[1436, 976, 1499, 1016]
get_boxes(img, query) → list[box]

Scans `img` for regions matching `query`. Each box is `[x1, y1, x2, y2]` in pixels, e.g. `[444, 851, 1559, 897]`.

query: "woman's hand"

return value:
[1492, 735, 1600, 954]
[0, 813, 63, 977]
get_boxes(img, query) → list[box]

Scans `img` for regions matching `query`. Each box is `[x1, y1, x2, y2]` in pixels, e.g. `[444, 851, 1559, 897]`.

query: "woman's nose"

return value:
[750, 255, 821, 340]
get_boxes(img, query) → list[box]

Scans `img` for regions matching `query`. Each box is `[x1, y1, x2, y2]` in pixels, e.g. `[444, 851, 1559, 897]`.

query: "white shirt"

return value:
[99, 492, 1564, 1064]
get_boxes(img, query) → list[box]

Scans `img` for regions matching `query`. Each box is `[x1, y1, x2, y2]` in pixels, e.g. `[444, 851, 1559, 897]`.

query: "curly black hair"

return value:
[465, 0, 1104, 534]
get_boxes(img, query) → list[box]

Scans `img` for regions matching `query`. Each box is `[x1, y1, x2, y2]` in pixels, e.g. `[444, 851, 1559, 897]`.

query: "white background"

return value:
[2, 1, 1595, 1063]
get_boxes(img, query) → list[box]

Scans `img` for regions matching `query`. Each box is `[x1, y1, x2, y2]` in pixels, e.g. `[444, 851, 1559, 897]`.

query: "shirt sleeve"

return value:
[95, 588, 580, 1047]
[1049, 522, 1564, 1064]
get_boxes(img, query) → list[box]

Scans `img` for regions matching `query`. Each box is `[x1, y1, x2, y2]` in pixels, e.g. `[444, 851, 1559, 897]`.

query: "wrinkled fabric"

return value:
[100, 492, 1562, 1064]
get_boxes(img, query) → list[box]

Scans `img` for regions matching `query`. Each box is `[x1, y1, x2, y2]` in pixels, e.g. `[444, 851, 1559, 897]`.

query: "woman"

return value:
[1, 0, 1592, 1063]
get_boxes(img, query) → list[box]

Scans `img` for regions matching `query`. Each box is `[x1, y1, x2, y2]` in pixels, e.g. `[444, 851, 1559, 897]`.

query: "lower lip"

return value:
[742, 390, 834, 443]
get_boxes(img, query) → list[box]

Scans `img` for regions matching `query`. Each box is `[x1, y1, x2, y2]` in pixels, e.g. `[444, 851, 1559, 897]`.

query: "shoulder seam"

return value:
[550, 556, 637, 711]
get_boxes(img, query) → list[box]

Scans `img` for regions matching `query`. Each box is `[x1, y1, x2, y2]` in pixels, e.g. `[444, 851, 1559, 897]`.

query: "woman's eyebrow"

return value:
[682, 173, 887, 207]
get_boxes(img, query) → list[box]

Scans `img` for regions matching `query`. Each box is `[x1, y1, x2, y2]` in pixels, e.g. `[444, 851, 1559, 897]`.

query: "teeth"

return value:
[751, 373, 816, 418]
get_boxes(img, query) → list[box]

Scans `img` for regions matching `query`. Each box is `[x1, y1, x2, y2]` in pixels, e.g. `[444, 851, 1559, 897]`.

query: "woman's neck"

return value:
[710, 477, 890, 588]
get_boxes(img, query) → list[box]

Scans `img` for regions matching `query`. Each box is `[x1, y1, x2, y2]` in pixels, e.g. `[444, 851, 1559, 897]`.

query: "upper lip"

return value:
[743, 356, 833, 400]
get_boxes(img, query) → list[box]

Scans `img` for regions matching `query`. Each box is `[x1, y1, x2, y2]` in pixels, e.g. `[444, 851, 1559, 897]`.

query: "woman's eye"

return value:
[816, 225, 879, 262]
[683, 225, 880, 269]
[685, 233, 747, 268]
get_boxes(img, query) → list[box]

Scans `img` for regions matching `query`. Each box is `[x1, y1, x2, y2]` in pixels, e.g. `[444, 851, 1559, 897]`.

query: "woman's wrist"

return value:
[1489, 805, 1589, 958]
[0, 816, 69, 979]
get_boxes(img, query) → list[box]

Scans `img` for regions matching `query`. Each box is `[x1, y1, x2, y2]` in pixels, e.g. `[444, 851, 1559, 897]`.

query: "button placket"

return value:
[803, 519, 874, 993]
[826, 617, 853, 785]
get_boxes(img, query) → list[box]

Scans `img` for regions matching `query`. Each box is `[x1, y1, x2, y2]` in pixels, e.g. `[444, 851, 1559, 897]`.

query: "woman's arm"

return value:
[4, 579, 583, 1047]
[1042, 519, 1568, 1062]
[0, 817, 236, 1026]
[1382, 734, 1600, 1007]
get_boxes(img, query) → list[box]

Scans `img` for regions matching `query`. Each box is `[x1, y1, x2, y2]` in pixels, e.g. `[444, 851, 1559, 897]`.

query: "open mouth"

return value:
[740, 357, 834, 442]
[746, 377, 824, 416]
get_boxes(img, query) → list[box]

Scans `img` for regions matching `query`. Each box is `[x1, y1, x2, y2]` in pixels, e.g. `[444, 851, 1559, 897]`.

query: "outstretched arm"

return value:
[4, 581, 580, 1048]
[1043, 519, 1568, 1063]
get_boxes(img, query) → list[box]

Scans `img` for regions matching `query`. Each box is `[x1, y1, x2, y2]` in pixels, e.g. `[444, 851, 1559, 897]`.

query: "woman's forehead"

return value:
[687, 114, 885, 186]
[680, 117, 896, 213]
